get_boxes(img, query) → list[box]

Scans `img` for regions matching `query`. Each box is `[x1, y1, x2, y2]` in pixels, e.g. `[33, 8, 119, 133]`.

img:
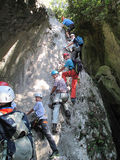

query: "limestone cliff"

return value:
[82, 8, 120, 157]
[0, 1, 118, 159]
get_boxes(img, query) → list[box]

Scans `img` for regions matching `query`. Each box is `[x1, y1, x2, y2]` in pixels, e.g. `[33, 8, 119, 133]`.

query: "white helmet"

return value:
[0, 86, 15, 103]
[70, 34, 75, 37]
[34, 93, 42, 98]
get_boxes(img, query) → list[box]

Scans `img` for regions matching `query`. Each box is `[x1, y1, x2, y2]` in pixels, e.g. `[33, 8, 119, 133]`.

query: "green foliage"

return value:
[87, 138, 106, 158]
[50, 0, 119, 34]
[67, 0, 119, 24]
[50, 0, 68, 21]
[67, 0, 110, 22]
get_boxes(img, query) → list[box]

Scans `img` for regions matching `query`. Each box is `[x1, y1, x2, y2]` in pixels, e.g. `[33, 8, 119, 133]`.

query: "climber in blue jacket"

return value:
[61, 16, 75, 39]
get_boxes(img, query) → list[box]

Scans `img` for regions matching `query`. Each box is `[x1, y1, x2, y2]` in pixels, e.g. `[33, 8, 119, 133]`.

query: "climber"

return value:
[64, 34, 84, 61]
[50, 70, 71, 134]
[61, 16, 75, 39]
[27, 93, 59, 159]
[0, 86, 34, 160]
[0, 81, 17, 110]
[58, 53, 79, 104]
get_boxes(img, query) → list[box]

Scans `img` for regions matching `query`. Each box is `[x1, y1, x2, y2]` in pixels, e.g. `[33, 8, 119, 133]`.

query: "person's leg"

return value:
[66, 31, 70, 38]
[52, 104, 61, 124]
[71, 50, 77, 60]
[70, 70, 79, 103]
[74, 47, 81, 59]
[70, 24, 75, 31]
[62, 70, 78, 103]
[66, 27, 70, 38]
[79, 45, 83, 60]
[75, 52, 79, 59]
[52, 93, 61, 133]
[63, 103, 71, 119]
[40, 120, 58, 152]
[79, 51, 82, 60]
[62, 71, 70, 83]
[71, 77, 78, 98]
[60, 93, 71, 119]
[68, 24, 75, 36]
[31, 119, 39, 131]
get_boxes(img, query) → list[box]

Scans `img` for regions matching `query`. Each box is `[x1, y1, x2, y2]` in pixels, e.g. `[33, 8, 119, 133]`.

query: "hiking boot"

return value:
[52, 123, 57, 134]
[71, 98, 76, 105]
[49, 150, 59, 159]
[65, 110, 71, 119]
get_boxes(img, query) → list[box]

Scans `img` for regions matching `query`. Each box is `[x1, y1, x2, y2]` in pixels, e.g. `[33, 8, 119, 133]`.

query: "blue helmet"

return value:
[51, 70, 59, 76]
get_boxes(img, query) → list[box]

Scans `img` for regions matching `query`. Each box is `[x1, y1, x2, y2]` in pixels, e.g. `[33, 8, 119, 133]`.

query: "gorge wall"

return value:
[0, 0, 48, 89]
[0, 0, 119, 159]
[82, 6, 120, 157]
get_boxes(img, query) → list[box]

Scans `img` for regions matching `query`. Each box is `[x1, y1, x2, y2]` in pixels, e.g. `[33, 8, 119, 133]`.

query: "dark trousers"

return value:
[72, 45, 83, 60]
[67, 23, 75, 34]
[31, 119, 58, 152]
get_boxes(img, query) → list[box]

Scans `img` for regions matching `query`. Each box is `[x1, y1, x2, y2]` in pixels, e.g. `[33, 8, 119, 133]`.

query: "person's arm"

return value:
[66, 41, 74, 48]
[27, 108, 34, 115]
[58, 66, 65, 72]
[50, 86, 57, 95]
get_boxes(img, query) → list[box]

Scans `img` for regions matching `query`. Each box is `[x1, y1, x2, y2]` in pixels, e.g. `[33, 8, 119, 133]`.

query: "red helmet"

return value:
[63, 53, 69, 58]
[0, 81, 9, 86]
[61, 16, 65, 21]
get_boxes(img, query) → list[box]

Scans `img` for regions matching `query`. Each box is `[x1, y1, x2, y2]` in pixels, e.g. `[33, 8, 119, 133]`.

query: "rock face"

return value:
[0, 0, 48, 89]
[0, 1, 118, 160]
[0, 0, 47, 61]
[82, 9, 120, 156]
[60, 70, 117, 160]
[103, 23, 120, 86]
[95, 65, 120, 107]
[95, 65, 120, 157]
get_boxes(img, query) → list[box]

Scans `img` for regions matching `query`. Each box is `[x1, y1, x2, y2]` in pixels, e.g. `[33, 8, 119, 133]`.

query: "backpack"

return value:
[72, 58, 83, 74]
[75, 36, 84, 46]
[0, 111, 34, 160]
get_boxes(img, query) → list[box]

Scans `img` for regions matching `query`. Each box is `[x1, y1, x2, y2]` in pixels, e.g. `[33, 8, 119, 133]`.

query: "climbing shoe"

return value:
[49, 150, 59, 159]
[71, 98, 76, 105]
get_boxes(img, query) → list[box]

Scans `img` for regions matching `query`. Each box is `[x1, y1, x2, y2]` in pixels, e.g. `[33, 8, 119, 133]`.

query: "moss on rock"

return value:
[103, 23, 120, 84]
[95, 65, 120, 105]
